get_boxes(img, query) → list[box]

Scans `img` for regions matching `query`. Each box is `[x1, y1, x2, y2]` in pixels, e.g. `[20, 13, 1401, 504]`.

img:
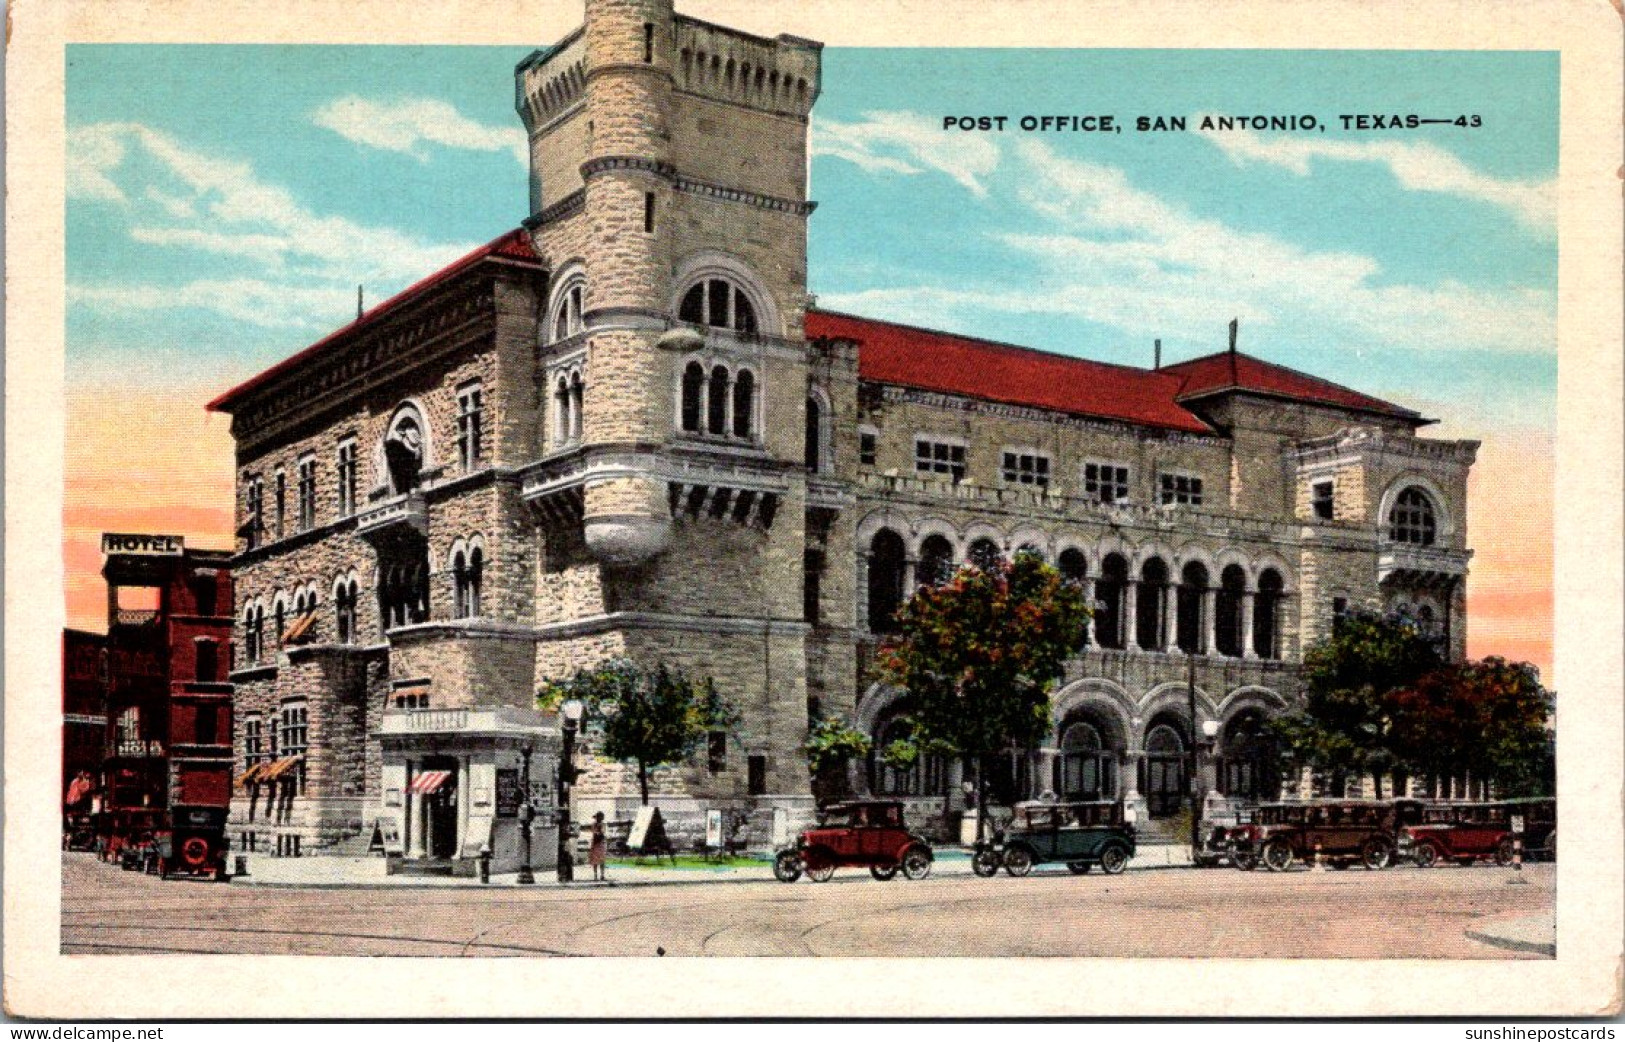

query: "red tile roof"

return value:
[806, 309, 1214, 434]
[207, 228, 541, 413]
[1160, 351, 1421, 420]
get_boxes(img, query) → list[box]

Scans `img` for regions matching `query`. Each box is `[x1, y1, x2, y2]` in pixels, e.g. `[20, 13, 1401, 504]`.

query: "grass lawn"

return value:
[607, 854, 764, 870]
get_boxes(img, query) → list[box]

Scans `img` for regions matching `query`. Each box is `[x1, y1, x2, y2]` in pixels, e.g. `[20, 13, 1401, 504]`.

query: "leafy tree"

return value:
[540, 658, 739, 805]
[1271, 609, 1444, 797]
[878, 551, 1091, 840]
[1389, 656, 1553, 797]
[804, 713, 871, 801]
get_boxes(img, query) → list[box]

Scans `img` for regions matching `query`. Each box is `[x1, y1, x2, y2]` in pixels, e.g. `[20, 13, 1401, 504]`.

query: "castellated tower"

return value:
[516, 0, 826, 811]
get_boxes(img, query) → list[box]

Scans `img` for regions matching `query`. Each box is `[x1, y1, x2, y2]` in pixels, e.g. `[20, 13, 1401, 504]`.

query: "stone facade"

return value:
[210, 0, 1479, 862]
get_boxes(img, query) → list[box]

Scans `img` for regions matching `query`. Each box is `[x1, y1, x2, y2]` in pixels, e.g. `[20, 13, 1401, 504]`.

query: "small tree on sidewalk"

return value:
[878, 551, 1090, 842]
[540, 658, 740, 806]
[804, 713, 871, 802]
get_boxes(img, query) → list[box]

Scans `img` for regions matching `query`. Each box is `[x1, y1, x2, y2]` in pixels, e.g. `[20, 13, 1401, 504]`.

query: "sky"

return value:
[64, 44, 1557, 680]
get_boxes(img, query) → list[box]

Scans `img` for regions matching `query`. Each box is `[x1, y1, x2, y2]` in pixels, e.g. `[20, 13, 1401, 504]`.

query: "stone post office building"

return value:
[209, 0, 1479, 869]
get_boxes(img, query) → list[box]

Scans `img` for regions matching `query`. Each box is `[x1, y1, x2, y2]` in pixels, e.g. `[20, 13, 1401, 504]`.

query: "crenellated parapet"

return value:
[673, 16, 820, 120]
[515, 30, 587, 135]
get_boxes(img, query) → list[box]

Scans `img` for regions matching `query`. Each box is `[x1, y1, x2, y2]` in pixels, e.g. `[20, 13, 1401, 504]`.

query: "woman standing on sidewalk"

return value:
[588, 812, 608, 881]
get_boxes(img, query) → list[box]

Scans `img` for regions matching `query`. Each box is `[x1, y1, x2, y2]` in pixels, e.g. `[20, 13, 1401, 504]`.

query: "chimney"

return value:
[1153, 338, 1162, 370]
[1228, 317, 1238, 354]
[357, 285, 364, 321]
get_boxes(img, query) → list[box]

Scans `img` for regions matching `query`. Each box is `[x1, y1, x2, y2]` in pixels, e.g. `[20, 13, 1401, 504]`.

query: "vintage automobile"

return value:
[983, 800, 1136, 876]
[1228, 798, 1425, 872]
[773, 800, 934, 883]
[1496, 797, 1556, 862]
[1403, 802, 1516, 867]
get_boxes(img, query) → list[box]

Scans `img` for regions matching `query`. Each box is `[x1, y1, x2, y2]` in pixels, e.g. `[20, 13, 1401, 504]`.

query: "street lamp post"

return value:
[555, 699, 584, 884]
[1185, 651, 1221, 859]
[516, 745, 535, 885]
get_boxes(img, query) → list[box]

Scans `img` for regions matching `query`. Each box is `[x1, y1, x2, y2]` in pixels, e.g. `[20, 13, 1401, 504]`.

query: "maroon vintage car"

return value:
[1402, 803, 1516, 867]
[774, 800, 934, 883]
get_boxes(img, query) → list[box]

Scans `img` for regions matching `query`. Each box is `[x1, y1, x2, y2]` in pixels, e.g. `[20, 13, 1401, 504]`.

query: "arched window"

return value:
[244, 604, 264, 664]
[1219, 710, 1281, 802]
[569, 372, 584, 443]
[384, 408, 426, 494]
[967, 537, 1002, 572]
[1058, 719, 1117, 800]
[1388, 486, 1437, 545]
[707, 365, 729, 435]
[1015, 543, 1045, 562]
[1137, 557, 1169, 651]
[679, 277, 758, 334]
[1058, 548, 1088, 585]
[867, 529, 907, 633]
[918, 534, 955, 588]
[1142, 721, 1187, 818]
[1216, 564, 1247, 658]
[1096, 553, 1129, 649]
[680, 361, 705, 433]
[549, 279, 584, 343]
[804, 395, 822, 472]
[732, 369, 755, 438]
[273, 596, 287, 648]
[453, 545, 484, 619]
[334, 578, 357, 645]
[1177, 561, 1209, 653]
[1254, 569, 1284, 660]
[1416, 603, 1436, 636]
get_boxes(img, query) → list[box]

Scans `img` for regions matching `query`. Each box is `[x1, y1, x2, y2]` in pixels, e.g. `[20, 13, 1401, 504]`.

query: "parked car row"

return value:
[1203, 797, 1556, 872]
[772, 796, 1555, 884]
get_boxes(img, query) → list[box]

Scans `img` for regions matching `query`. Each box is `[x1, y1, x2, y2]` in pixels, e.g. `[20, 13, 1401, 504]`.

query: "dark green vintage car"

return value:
[988, 800, 1137, 876]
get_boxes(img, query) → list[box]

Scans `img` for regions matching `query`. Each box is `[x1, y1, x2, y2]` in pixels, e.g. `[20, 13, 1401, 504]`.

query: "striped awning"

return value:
[283, 611, 317, 645]
[407, 770, 452, 795]
[259, 756, 303, 782]
[237, 762, 267, 788]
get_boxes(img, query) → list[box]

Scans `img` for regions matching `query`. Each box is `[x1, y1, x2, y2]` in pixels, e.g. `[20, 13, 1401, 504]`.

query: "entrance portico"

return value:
[375, 706, 560, 876]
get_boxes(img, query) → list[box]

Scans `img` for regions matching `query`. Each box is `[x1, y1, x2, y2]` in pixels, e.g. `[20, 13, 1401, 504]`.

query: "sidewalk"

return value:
[1465, 910, 1556, 957]
[231, 842, 1200, 889]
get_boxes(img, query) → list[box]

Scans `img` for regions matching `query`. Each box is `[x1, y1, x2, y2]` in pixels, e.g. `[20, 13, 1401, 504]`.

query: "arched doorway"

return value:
[1056, 717, 1117, 800]
[867, 529, 906, 633]
[1219, 709, 1280, 802]
[868, 709, 946, 797]
[1141, 717, 1187, 818]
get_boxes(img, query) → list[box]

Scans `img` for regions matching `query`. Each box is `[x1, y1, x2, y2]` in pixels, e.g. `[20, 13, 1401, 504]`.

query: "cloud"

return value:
[826, 138, 1555, 359]
[312, 95, 528, 167]
[1197, 125, 1556, 234]
[65, 121, 483, 328]
[69, 279, 356, 329]
[813, 111, 999, 197]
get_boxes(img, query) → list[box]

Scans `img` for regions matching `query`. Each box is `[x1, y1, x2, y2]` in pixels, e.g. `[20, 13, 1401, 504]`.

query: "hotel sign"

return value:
[102, 533, 185, 556]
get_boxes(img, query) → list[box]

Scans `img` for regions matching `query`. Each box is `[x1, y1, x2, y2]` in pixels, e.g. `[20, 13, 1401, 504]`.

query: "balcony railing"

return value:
[111, 609, 160, 628]
[356, 491, 427, 538]
[377, 706, 550, 737]
[113, 739, 166, 759]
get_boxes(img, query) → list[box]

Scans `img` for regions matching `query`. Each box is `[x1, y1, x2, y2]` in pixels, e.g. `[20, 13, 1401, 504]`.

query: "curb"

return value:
[1464, 915, 1556, 958]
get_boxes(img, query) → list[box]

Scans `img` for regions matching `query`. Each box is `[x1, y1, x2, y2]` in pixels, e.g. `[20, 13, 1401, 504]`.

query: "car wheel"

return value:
[1361, 838, 1393, 870]
[1067, 861, 1092, 875]
[971, 850, 1001, 878]
[1002, 846, 1034, 877]
[806, 860, 836, 883]
[773, 850, 804, 883]
[1233, 853, 1258, 872]
[1261, 839, 1295, 872]
[870, 863, 899, 881]
[900, 846, 933, 881]
[1494, 838, 1516, 867]
[1098, 846, 1129, 875]
[1413, 842, 1439, 868]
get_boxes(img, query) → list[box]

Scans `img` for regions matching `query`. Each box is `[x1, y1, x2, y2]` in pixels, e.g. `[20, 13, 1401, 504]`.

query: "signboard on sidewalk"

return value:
[495, 768, 522, 818]
[628, 806, 655, 851]
[706, 809, 723, 848]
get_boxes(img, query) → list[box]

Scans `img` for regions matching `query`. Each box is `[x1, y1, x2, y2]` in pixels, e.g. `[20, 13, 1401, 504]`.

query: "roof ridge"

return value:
[809, 307, 1182, 382]
[1166, 348, 1418, 416]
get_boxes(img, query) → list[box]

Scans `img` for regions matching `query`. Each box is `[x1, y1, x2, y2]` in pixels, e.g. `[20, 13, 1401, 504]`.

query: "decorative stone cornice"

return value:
[526, 189, 585, 229]
[876, 384, 1226, 445]
[673, 175, 816, 215]
[580, 155, 677, 181]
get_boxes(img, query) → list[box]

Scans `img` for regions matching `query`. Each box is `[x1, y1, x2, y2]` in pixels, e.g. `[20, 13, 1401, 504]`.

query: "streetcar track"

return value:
[63, 921, 574, 956]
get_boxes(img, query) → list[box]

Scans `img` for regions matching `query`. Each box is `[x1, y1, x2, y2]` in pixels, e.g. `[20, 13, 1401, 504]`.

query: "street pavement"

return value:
[61, 851, 1554, 958]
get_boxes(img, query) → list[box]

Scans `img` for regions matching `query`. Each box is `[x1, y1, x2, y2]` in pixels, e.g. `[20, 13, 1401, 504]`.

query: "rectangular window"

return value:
[245, 476, 264, 549]
[708, 731, 727, 775]
[1159, 472, 1204, 506]
[336, 438, 357, 518]
[859, 431, 877, 466]
[194, 705, 219, 746]
[803, 550, 823, 625]
[747, 754, 767, 796]
[1332, 596, 1349, 635]
[914, 438, 966, 482]
[644, 191, 655, 234]
[280, 701, 309, 758]
[1001, 449, 1051, 488]
[243, 716, 263, 767]
[195, 640, 218, 683]
[1083, 462, 1131, 504]
[274, 469, 287, 539]
[1312, 480, 1335, 520]
[457, 383, 484, 470]
[643, 22, 654, 62]
[296, 455, 317, 531]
